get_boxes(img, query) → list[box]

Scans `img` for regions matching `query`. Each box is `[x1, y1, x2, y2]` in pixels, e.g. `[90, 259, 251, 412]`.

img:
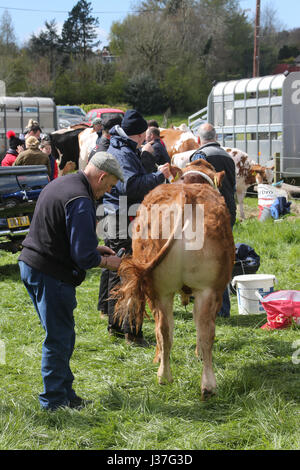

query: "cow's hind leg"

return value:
[193, 289, 218, 400]
[153, 295, 174, 384]
[236, 188, 246, 220]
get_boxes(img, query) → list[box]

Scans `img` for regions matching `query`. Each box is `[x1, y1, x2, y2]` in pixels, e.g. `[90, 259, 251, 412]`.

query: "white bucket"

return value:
[232, 274, 277, 315]
[257, 184, 288, 220]
[257, 184, 288, 209]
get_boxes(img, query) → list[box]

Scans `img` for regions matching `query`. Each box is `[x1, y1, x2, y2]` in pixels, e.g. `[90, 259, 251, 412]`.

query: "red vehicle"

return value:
[84, 108, 125, 125]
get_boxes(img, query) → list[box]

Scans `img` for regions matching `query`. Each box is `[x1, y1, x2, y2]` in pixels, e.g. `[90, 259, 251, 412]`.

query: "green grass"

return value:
[0, 198, 300, 450]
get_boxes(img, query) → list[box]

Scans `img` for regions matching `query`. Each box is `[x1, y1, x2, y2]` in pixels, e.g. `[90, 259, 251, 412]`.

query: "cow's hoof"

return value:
[158, 373, 173, 385]
[201, 388, 216, 401]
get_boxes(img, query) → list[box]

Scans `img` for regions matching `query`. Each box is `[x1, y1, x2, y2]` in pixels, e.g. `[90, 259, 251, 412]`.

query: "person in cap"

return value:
[13, 136, 51, 177]
[1, 130, 25, 166]
[18, 152, 123, 411]
[92, 117, 103, 144]
[101, 109, 171, 346]
[88, 115, 123, 161]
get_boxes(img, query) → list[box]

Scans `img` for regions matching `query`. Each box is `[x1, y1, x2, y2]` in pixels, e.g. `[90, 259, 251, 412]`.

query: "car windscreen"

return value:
[58, 108, 86, 116]
[101, 113, 124, 121]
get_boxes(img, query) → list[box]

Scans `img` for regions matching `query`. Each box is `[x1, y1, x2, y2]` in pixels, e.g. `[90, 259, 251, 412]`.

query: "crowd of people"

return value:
[1, 110, 236, 411]
[1, 119, 77, 179]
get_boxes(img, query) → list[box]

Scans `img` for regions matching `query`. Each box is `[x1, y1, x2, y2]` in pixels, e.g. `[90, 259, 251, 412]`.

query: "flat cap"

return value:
[90, 151, 124, 182]
[92, 117, 102, 126]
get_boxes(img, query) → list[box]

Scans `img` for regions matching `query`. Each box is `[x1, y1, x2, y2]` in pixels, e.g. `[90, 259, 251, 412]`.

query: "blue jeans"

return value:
[19, 261, 77, 410]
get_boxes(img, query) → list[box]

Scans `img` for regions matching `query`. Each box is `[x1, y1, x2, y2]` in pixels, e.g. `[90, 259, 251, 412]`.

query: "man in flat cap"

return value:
[101, 109, 171, 345]
[92, 117, 103, 146]
[88, 115, 123, 161]
[18, 152, 123, 411]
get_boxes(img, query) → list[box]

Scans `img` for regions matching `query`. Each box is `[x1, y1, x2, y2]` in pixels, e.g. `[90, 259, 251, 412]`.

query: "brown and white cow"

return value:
[50, 123, 91, 170]
[171, 146, 274, 220]
[225, 148, 274, 220]
[49, 123, 100, 171]
[78, 127, 98, 170]
[160, 128, 199, 158]
[113, 159, 235, 399]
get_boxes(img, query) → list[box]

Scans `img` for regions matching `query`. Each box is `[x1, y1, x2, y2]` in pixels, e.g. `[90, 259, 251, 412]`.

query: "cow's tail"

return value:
[112, 257, 152, 332]
[112, 192, 186, 330]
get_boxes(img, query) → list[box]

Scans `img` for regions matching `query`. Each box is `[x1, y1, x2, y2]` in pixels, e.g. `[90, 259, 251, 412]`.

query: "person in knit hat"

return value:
[1, 130, 25, 166]
[100, 109, 171, 345]
[13, 136, 51, 176]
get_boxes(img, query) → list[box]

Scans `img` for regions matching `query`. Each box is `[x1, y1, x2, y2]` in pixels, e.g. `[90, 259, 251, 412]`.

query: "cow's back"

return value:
[160, 129, 199, 157]
[132, 183, 234, 295]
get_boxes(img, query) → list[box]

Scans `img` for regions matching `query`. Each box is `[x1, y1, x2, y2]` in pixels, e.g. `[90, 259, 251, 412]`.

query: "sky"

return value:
[0, 0, 299, 47]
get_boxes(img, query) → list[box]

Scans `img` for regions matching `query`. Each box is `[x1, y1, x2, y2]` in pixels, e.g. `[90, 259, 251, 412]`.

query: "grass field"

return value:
[0, 198, 299, 451]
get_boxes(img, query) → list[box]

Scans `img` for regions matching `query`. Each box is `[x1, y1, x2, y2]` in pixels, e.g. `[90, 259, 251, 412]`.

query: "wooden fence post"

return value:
[274, 152, 281, 183]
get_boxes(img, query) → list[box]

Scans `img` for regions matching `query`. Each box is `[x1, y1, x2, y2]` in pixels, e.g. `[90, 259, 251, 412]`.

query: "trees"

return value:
[125, 72, 166, 113]
[0, 10, 25, 94]
[1, 0, 296, 111]
[0, 9, 17, 55]
[28, 20, 60, 79]
[61, 0, 100, 61]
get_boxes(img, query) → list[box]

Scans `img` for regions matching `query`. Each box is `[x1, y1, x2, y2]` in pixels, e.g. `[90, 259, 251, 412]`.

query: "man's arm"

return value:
[117, 152, 166, 200]
[65, 197, 101, 270]
[66, 198, 121, 271]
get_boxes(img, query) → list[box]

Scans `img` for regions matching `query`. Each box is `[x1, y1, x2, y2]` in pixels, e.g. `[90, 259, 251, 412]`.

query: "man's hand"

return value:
[142, 142, 154, 154]
[158, 162, 171, 179]
[97, 246, 116, 256]
[100, 255, 122, 271]
[98, 246, 122, 270]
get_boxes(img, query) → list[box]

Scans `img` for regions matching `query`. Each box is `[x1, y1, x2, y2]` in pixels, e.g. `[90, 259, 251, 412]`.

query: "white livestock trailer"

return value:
[0, 96, 57, 158]
[189, 72, 300, 178]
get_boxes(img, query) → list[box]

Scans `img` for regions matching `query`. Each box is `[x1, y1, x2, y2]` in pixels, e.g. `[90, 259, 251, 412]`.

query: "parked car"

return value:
[83, 108, 124, 125]
[0, 165, 49, 250]
[57, 106, 86, 129]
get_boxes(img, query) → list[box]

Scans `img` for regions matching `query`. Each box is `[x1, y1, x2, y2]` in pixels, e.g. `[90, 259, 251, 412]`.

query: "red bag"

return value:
[258, 290, 300, 330]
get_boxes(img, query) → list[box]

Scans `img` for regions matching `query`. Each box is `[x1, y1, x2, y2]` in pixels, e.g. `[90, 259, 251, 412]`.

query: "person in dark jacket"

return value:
[18, 152, 124, 411]
[191, 123, 236, 226]
[88, 116, 123, 161]
[141, 126, 171, 173]
[190, 123, 236, 317]
[92, 117, 103, 146]
[101, 109, 171, 345]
